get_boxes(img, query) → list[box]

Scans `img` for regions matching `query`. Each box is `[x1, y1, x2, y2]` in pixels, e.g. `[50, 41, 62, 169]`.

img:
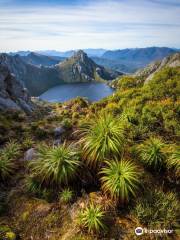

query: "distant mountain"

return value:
[55, 50, 121, 83]
[135, 52, 180, 82]
[92, 57, 131, 73]
[0, 50, 122, 96]
[102, 47, 179, 72]
[83, 49, 106, 57]
[9, 51, 31, 56]
[36, 50, 75, 58]
[20, 52, 65, 67]
[36, 49, 106, 58]
[8, 47, 179, 73]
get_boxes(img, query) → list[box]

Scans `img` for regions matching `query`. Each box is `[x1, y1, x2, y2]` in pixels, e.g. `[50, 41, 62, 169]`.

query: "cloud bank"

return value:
[0, 0, 180, 51]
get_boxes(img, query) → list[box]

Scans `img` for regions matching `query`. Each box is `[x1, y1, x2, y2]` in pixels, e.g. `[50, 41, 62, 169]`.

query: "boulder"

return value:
[24, 148, 37, 161]
[54, 126, 66, 138]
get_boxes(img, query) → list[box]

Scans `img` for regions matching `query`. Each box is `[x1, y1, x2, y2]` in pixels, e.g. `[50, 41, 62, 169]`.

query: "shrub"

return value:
[77, 113, 125, 168]
[167, 146, 180, 178]
[22, 137, 34, 150]
[0, 141, 21, 180]
[62, 118, 72, 129]
[78, 204, 106, 234]
[25, 175, 53, 201]
[138, 137, 167, 171]
[29, 143, 80, 185]
[59, 188, 73, 204]
[100, 159, 141, 202]
[133, 189, 179, 229]
[25, 176, 42, 195]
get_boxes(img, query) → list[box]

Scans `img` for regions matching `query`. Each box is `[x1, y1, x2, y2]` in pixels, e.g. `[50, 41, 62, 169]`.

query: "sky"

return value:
[0, 0, 180, 52]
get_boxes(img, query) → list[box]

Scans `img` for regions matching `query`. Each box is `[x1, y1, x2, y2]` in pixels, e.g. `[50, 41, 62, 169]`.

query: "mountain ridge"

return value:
[8, 47, 180, 73]
[134, 52, 180, 82]
[0, 50, 122, 96]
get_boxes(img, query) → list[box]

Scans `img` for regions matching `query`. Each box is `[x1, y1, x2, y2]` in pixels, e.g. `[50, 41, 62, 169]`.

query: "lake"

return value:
[40, 82, 114, 102]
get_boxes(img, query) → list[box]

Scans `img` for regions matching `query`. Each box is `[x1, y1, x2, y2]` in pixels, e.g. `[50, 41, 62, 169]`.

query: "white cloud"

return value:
[0, 0, 180, 51]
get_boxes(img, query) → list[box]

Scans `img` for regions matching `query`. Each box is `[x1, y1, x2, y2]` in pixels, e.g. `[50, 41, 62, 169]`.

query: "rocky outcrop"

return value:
[56, 50, 121, 83]
[135, 53, 180, 82]
[0, 64, 34, 113]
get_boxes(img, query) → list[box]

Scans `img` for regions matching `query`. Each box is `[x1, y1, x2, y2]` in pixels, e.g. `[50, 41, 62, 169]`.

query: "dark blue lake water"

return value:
[40, 82, 114, 102]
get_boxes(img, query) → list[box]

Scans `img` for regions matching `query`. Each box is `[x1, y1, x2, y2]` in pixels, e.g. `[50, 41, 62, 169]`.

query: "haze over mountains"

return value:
[9, 47, 180, 73]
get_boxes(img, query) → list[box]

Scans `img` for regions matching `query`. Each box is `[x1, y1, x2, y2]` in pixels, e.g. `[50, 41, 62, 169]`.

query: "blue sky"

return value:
[0, 0, 180, 52]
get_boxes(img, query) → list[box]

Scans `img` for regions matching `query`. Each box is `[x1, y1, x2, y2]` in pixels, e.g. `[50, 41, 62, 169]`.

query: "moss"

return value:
[5, 232, 16, 240]
[21, 211, 30, 222]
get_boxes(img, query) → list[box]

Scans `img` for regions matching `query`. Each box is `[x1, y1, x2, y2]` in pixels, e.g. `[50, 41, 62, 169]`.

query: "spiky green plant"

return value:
[29, 143, 80, 185]
[77, 113, 125, 168]
[167, 147, 180, 177]
[78, 204, 106, 233]
[138, 137, 167, 171]
[0, 141, 21, 180]
[25, 176, 42, 195]
[100, 159, 141, 202]
[59, 188, 73, 203]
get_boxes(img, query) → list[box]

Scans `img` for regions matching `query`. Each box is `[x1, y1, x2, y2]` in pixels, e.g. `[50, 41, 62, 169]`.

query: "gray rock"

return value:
[54, 126, 66, 138]
[53, 139, 62, 146]
[0, 64, 34, 113]
[24, 148, 37, 161]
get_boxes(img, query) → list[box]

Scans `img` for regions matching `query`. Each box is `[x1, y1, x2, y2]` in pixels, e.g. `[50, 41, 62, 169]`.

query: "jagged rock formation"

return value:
[135, 53, 180, 82]
[0, 51, 122, 96]
[0, 64, 34, 113]
[56, 50, 121, 83]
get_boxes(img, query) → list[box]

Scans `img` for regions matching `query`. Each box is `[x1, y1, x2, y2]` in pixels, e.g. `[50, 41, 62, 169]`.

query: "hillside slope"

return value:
[135, 52, 180, 82]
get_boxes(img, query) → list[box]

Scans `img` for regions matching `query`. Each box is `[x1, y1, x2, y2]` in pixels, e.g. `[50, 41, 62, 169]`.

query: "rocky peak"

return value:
[73, 50, 89, 63]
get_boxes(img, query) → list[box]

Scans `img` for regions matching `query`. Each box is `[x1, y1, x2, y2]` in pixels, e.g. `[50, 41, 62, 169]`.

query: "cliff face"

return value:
[0, 53, 60, 96]
[0, 64, 34, 113]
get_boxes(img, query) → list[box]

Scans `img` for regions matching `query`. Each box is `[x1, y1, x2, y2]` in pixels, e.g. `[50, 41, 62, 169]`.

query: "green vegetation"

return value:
[0, 66, 179, 240]
[167, 146, 180, 177]
[100, 159, 141, 201]
[77, 113, 125, 168]
[59, 188, 74, 204]
[78, 204, 106, 234]
[29, 143, 80, 185]
[133, 189, 179, 229]
[138, 137, 167, 171]
[0, 141, 21, 180]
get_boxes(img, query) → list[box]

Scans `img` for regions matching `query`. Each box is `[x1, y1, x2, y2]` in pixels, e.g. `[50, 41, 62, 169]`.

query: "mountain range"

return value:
[0, 50, 122, 96]
[0, 50, 179, 113]
[9, 47, 180, 73]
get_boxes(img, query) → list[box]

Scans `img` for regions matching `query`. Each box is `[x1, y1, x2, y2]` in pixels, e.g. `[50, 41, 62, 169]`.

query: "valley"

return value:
[0, 49, 180, 240]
